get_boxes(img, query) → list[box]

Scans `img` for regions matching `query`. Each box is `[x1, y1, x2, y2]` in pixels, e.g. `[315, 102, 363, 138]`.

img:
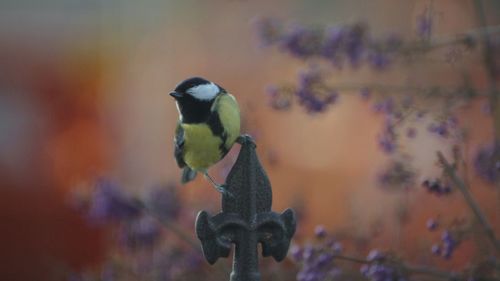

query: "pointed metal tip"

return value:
[236, 134, 256, 148]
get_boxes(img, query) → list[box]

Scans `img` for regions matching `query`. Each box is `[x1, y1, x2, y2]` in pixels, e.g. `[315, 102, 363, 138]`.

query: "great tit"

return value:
[170, 77, 241, 194]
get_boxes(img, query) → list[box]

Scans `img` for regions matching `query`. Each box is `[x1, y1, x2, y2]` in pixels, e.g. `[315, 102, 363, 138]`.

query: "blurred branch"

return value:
[149, 209, 200, 249]
[332, 254, 367, 264]
[423, 24, 500, 51]
[403, 264, 459, 280]
[131, 199, 199, 249]
[136, 202, 232, 276]
[333, 254, 461, 280]
[473, 1, 499, 86]
[473, 1, 500, 140]
[437, 151, 500, 252]
[473, 0, 500, 232]
[320, 83, 486, 98]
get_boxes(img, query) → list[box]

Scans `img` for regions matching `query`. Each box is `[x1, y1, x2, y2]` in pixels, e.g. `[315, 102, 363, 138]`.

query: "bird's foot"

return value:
[203, 172, 234, 198]
[236, 134, 256, 147]
[214, 184, 234, 198]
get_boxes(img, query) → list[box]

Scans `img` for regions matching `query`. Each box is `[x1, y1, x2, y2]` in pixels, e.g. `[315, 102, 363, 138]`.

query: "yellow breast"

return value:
[181, 123, 223, 171]
[181, 92, 240, 171]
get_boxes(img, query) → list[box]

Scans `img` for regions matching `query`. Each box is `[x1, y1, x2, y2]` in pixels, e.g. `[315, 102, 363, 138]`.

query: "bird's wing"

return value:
[211, 92, 240, 149]
[174, 120, 186, 168]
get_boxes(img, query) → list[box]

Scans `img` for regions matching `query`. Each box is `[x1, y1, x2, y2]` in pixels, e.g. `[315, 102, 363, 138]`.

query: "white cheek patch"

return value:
[187, 82, 219, 100]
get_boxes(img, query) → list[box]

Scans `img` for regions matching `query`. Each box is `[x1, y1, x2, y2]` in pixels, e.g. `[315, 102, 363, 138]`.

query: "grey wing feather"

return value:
[174, 121, 186, 168]
[174, 121, 198, 184]
[181, 167, 197, 183]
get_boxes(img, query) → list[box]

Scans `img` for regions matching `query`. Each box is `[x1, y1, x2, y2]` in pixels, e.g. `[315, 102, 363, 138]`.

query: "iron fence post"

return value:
[195, 135, 296, 281]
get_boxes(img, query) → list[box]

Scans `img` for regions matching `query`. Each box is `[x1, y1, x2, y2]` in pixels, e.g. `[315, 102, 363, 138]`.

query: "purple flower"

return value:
[377, 117, 398, 154]
[406, 127, 417, 138]
[431, 244, 442, 256]
[365, 264, 394, 281]
[322, 26, 346, 66]
[441, 185, 451, 193]
[302, 245, 315, 262]
[377, 161, 415, 190]
[281, 25, 323, 58]
[253, 17, 283, 46]
[436, 124, 448, 137]
[120, 215, 161, 250]
[416, 10, 432, 39]
[481, 102, 491, 115]
[378, 134, 396, 153]
[361, 253, 407, 281]
[366, 249, 384, 262]
[427, 123, 438, 133]
[473, 142, 500, 184]
[416, 111, 427, 119]
[328, 268, 342, 278]
[360, 264, 370, 275]
[385, 34, 403, 52]
[428, 122, 449, 138]
[314, 225, 327, 238]
[101, 264, 115, 281]
[360, 88, 371, 100]
[441, 230, 458, 259]
[150, 248, 205, 279]
[344, 24, 366, 66]
[427, 230, 460, 260]
[330, 242, 343, 253]
[295, 68, 338, 113]
[290, 245, 303, 261]
[296, 245, 340, 281]
[296, 91, 325, 113]
[297, 270, 325, 281]
[315, 252, 334, 267]
[368, 51, 391, 70]
[146, 184, 181, 221]
[87, 179, 141, 222]
[373, 97, 394, 114]
[421, 179, 452, 196]
[266, 85, 292, 110]
[183, 250, 204, 271]
[426, 218, 439, 231]
[447, 116, 458, 128]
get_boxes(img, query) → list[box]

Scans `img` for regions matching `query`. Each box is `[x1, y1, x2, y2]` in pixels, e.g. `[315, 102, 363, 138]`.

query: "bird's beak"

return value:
[169, 91, 183, 99]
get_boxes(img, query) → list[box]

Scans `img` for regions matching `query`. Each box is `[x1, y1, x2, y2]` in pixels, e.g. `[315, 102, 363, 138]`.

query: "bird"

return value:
[169, 77, 241, 195]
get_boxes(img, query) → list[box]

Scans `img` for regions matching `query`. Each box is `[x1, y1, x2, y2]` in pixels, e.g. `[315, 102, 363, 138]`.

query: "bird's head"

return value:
[170, 77, 225, 123]
[170, 77, 224, 101]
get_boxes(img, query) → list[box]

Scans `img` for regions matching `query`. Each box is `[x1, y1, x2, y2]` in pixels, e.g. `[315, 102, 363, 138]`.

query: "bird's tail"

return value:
[181, 167, 198, 184]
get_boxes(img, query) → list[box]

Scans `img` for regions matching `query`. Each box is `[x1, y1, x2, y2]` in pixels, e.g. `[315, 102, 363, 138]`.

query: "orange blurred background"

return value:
[0, 0, 498, 280]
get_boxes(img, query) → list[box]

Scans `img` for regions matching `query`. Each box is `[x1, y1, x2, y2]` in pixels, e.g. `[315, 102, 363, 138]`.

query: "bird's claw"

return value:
[215, 184, 234, 198]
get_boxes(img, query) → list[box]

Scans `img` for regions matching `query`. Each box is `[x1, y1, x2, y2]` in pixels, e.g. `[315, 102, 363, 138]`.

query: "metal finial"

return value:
[195, 135, 296, 281]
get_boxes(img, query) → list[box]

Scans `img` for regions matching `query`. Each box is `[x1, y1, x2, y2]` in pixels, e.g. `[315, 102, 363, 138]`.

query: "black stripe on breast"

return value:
[207, 111, 229, 156]
[179, 96, 212, 124]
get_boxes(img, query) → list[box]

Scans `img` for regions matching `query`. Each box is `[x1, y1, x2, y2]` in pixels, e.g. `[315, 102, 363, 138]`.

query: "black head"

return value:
[170, 77, 225, 101]
[170, 77, 224, 123]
